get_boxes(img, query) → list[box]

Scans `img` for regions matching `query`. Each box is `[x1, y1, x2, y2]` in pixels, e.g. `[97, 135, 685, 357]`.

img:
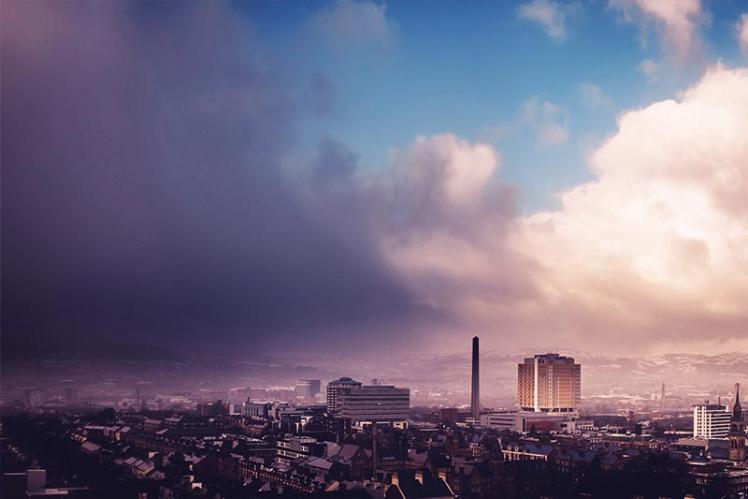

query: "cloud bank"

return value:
[0, 0, 425, 357]
[4, 0, 748, 360]
[379, 66, 748, 355]
[507, 66, 748, 354]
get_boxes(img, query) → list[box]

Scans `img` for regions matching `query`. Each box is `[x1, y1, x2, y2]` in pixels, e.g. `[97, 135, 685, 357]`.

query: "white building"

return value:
[480, 410, 576, 433]
[480, 411, 518, 431]
[693, 403, 731, 439]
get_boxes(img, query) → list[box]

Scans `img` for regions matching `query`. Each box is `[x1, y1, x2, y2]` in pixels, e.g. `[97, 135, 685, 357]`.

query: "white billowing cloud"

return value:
[379, 67, 748, 355]
[380, 134, 535, 326]
[311, 0, 395, 46]
[515, 66, 748, 352]
[518, 0, 570, 42]
[610, 0, 705, 62]
[391, 135, 498, 209]
[578, 82, 613, 108]
[738, 13, 748, 56]
[522, 96, 570, 146]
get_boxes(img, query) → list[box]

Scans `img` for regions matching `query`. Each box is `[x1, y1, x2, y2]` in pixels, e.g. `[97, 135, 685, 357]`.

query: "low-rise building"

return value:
[339, 385, 410, 426]
[275, 435, 326, 467]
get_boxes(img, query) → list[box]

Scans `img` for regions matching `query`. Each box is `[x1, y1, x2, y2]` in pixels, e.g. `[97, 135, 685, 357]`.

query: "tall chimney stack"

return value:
[471, 336, 480, 419]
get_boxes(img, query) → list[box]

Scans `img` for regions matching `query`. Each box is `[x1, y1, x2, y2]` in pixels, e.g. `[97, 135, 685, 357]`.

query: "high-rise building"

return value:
[693, 403, 731, 439]
[729, 383, 745, 462]
[326, 377, 362, 413]
[471, 336, 480, 419]
[338, 385, 410, 424]
[295, 379, 321, 399]
[518, 353, 581, 413]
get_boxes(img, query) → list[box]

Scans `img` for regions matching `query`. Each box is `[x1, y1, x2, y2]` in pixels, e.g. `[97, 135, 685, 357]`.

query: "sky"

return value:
[3, 0, 748, 361]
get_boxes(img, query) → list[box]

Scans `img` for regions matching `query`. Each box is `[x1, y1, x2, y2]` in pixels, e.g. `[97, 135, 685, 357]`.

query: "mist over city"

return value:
[4, 0, 748, 498]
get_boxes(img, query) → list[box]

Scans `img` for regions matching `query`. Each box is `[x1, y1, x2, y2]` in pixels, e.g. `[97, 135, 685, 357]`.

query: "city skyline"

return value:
[4, 0, 748, 363]
[4, 337, 748, 497]
[6, 2, 748, 496]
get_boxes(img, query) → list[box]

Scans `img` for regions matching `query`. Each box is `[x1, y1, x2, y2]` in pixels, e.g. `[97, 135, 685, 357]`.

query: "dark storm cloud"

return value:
[0, 0, 434, 357]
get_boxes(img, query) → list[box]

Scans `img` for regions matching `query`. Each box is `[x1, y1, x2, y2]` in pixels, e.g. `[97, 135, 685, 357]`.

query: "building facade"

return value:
[295, 379, 321, 399]
[242, 401, 272, 418]
[326, 377, 362, 414]
[480, 411, 517, 432]
[693, 403, 731, 439]
[275, 436, 326, 467]
[440, 408, 459, 425]
[481, 410, 575, 433]
[518, 353, 581, 413]
[338, 385, 410, 424]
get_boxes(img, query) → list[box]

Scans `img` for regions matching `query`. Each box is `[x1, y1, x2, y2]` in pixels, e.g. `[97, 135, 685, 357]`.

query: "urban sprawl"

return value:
[2, 338, 748, 498]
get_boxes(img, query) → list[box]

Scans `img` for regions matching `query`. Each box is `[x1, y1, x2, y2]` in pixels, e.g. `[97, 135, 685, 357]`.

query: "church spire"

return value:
[729, 382, 746, 462]
[734, 383, 743, 422]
